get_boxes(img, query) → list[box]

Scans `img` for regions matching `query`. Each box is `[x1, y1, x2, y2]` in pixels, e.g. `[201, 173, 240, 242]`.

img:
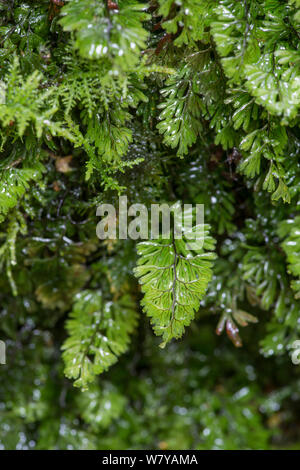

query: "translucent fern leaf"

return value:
[211, 1, 260, 83]
[60, 0, 149, 68]
[0, 165, 44, 220]
[245, 54, 300, 121]
[157, 67, 204, 156]
[134, 224, 216, 346]
[158, 0, 215, 46]
[76, 383, 126, 430]
[278, 216, 300, 298]
[238, 122, 290, 203]
[62, 291, 137, 389]
[0, 57, 77, 142]
[0, 211, 27, 295]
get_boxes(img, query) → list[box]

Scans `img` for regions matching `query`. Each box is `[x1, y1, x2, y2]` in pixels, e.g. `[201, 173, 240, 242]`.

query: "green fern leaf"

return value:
[157, 66, 204, 156]
[76, 383, 126, 430]
[278, 216, 300, 298]
[62, 291, 137, 389]
[60, 0, 149, 68]
[0, 164, 44, 220]
[158, 0, 215, 46]
[134, 222, 216, 346]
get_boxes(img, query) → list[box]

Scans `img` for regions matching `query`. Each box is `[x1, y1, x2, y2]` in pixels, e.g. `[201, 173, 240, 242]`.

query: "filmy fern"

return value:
[75, 383, 126, 430]
[59, 0, 149, 67]
[62, 291, 137, 389]
[157, 66, 204, 156]
[1, 0, 300, 450]
[134, 223, 216, 346]
[158, 0, 214, 46]
[278, 216, 300, 298]
[0, 58, 75, 143]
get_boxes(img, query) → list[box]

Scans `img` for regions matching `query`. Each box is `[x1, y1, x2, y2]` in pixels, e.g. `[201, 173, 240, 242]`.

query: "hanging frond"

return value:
[62, 291, 138, 389]
[278, 216, 300, 298]
[134, 221, 216, 346]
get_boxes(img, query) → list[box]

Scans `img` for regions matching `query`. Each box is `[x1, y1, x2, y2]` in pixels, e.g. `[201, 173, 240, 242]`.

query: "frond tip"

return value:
[134, 225, 216, 346]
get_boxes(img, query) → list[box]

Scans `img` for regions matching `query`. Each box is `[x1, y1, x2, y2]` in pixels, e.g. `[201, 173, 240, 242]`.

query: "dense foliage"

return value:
[0, 0, 300, 450]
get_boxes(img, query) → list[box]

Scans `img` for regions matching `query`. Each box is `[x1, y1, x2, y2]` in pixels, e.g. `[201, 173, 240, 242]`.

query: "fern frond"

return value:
[60, 0, 149, 68]
[211, 0, 260, 84]
[0, 211, 27, 295]
[157, 66, 204, 156]
[0, 57, 77, 142]
[0, 164, 44, 220]
[238, 121, 290, 203]
[134, 222, 216, 346]
[62, 291, 137, 389]
[76, 383, 126, 430]
[245, 54, 300, 122]
[278, 216, 300, 298]
[158, 0, 215, 46]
